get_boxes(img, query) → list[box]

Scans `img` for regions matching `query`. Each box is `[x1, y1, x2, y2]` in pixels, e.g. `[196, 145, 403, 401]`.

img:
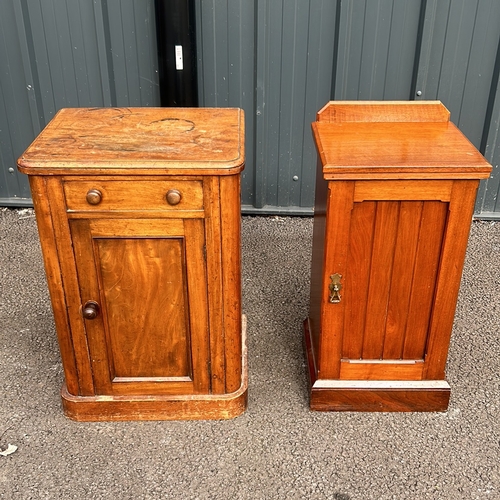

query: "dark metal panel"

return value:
[3, 0, 500, 217]
[0, 0, 160, 205]
[478, 67, 500, 217]
[106, 0, 140, 105]
[105, 0, 159, 107]
[134, 1, 160, 106]
[23, 1, 57, 120]
[12, 1, 43, 136]
[299, 1, 338, 208]
[275, 0, 311, 208]
[155, 0, 198, 106]
[416, 0, 500, 218]
[254, 0, 283, 209]
[197, 0, 229, 106]
[334, 0, 421, 100]
[415, 0, 500, 146]
[24, 0, 110, 113]
[255, 0, 337, 211]
[65, 2, 103, 106]
[196, 0, 255, 207]
[92, 0, 114, 106]
[0, 1, 35, 203]
[198, 0, 337, 213]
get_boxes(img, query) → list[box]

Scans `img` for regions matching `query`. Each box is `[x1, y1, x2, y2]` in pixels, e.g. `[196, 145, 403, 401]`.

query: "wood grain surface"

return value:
[18, 107, 244, 175]
[20, 107, 246, 420]
[306, 101, 492, 411]
[316, 100, 450, 123]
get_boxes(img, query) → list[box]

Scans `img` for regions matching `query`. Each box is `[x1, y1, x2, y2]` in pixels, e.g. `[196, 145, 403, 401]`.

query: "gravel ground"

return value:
[0, 208, 499, 499]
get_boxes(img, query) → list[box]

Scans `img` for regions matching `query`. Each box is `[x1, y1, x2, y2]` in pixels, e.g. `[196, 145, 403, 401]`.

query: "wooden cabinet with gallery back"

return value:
[305, 101, 492, 412]
[18, 107, 247, 421]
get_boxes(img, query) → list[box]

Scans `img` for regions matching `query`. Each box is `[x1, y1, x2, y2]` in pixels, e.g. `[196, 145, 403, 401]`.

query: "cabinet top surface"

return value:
[313, 101, 492, 179]
[18, 107, 245, 175]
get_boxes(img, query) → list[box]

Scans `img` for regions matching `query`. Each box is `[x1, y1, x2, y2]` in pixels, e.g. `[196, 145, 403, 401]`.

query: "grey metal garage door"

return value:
[1, 0, 500, 218]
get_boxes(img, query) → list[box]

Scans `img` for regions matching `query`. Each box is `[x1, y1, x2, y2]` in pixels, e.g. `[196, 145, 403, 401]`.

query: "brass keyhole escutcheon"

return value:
[329, 274, 342, 303]
[86, 189, 102, 205]
[166, 189, 182, 206]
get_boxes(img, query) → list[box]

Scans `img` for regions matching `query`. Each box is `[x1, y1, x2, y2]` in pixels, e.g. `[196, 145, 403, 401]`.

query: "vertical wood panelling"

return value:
[383, 202, 423, 360]
[342, 201, 376, 360]
[361, 202, 400, 359]
[403, 202, 448, 360]
[342, 200, 449, 362]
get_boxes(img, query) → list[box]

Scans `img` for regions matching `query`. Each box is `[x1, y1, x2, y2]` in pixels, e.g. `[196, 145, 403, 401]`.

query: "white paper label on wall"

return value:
[175, 45, 183, 70]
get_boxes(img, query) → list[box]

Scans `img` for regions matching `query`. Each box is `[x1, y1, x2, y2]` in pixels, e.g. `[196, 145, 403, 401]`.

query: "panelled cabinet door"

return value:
[70, 217, 210, 396]
[321, 181, 450, 381]
[319, 179, 476, 384]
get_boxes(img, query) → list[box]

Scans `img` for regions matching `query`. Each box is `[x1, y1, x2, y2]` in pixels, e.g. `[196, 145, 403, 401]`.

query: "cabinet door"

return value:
[70, 218, 210, 396]
[320, 180, 476, 381]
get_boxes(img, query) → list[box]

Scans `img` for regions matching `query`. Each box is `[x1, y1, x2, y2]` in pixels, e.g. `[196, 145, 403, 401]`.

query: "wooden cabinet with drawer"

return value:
[305, 101, 492, 412]
[18, 107, 247, 421]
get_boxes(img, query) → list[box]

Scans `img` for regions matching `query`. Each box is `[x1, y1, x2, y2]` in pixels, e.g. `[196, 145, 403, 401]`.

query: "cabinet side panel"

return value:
[308, 159, 329, 368]
[96, 238, 191, 378]
[28, 176, 80, 396]
[220, 175, 243, 393]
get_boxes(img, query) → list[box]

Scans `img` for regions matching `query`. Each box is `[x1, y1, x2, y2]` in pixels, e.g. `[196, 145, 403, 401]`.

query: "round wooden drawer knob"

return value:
[166, 189, 182, 206]
[86, 189, 102, 205]
[82, 301, 100, 320]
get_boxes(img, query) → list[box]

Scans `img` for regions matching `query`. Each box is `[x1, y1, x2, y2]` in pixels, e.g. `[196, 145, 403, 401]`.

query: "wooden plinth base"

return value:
[304, 318, 450, 412]
[61, 319, 248, 422]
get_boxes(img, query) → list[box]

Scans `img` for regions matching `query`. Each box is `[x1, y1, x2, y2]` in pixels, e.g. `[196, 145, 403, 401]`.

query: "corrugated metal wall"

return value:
[196, 0, 500, 217]
[196, 0, 338, 214]
[2, 0, 500, 217]
[0, 0, 160, 206]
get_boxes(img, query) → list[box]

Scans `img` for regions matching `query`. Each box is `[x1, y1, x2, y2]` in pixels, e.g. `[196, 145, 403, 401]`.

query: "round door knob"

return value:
[82, 301, 100, 320]
[86, 189, 102, 205]
[166, 189, 182, 206]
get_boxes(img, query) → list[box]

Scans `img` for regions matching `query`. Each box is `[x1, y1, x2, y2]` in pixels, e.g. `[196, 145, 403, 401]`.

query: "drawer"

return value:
[63, 180, 204, 212]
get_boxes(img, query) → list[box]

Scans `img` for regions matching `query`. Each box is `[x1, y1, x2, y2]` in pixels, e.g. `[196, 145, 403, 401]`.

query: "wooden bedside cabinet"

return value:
[18, 107, 247, 421]
[305, 101, 492, 412]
